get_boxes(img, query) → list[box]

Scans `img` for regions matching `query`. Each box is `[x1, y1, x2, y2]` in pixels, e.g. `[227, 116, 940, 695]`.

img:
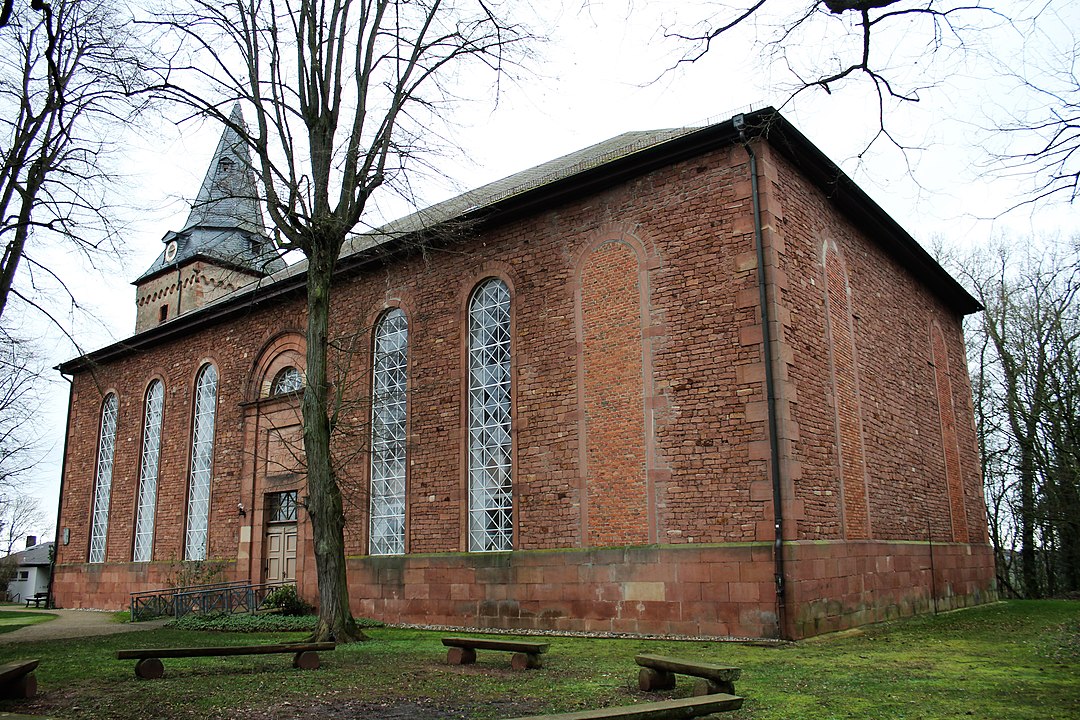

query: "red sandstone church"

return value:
[51, 107, 995, 639]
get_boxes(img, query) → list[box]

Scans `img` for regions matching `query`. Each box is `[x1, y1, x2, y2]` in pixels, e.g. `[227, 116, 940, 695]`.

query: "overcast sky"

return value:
[18, 0, 1079, 539]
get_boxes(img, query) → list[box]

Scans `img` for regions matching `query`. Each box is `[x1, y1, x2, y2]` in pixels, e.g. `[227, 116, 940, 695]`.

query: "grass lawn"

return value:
[0, 600, 1075, 719]
[0, 610, 57, 634]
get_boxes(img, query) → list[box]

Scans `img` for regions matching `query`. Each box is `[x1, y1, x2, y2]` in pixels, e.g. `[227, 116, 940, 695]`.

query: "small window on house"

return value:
[18, 571, 28, 580]
[159, 305, 168, 323]
[267, 491, 298, 523]
[270, 366, 304, 395]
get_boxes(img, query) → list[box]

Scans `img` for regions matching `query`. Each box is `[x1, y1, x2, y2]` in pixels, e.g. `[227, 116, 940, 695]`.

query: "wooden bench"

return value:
[635, 654, 741, 696]
[0, 660, 39, 699]
[23, 594, 47, 609]
[442, 636, 550, 670]
[116, 642, 335, 679]
[504, 693, 744, 719]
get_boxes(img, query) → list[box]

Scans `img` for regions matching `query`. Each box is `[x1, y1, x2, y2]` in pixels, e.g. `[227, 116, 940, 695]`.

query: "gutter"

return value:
[734, 113, 788, 640]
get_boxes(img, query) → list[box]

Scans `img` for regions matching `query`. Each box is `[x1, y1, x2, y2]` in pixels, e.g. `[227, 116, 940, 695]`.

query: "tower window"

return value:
[159, 305, 168, 323]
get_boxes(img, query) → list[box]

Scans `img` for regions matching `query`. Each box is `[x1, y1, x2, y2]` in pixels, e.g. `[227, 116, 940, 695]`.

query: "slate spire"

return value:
[181, 103, 265, 234]
[133, 105, 285, 332]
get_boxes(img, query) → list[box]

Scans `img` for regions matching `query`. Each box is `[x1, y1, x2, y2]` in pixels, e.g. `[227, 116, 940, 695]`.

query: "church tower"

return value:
[133, 105, 285, 333]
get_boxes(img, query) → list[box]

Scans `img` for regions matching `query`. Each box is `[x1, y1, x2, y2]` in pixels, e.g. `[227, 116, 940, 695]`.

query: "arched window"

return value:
[133, 381, 164, 562]
[89, 393, 119, 563]
[270, 366, 304, 395]
[369, 308, 408, 555]
[467, 278, 512, 552]
[185, 364, 218, 560]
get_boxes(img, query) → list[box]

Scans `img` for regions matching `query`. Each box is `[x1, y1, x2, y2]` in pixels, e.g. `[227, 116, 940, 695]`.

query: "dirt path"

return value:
[0, 606, 168, 643]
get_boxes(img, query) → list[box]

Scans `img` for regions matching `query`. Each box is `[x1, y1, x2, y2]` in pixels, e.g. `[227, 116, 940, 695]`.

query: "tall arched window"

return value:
[185, 364, 218, 560]
[133, 380, 164, 562]
[88, 393, 119, 563]
[467, 278, 513, 552]
[369, 308, 408, 555]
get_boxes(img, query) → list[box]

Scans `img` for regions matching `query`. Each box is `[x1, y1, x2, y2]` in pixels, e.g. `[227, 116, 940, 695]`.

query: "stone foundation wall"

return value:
[52, 541, 994, 639]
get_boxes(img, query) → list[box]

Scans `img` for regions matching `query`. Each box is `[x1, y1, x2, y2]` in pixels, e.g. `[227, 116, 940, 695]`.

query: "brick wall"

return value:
[53, 137, 994, 637]
[766, 146, 988, 546]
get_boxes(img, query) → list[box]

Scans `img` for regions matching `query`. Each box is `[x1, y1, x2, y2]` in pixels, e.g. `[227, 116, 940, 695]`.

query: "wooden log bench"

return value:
[116, 642, 335, 679]
[635, 654, 741, 696]
[23, 594, 47, 609]
[0, 660, 39, 699]
[504, 693, 744, 719]
[441, 636, 549, 670]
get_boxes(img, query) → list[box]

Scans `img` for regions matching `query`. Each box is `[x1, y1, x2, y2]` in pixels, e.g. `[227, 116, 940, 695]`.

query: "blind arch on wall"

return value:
[185, 363, 218, 560]
[467, 278, 513, 552]
[88, 393, 119, 563]
[369, 308, 408, 555]
[133, 380, 164, 562]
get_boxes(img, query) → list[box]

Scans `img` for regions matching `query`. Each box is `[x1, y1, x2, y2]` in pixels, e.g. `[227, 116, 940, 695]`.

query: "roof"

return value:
[135, 104, 285, 285]
[59, 108, 981, 373]
[2, 542, 53, 567]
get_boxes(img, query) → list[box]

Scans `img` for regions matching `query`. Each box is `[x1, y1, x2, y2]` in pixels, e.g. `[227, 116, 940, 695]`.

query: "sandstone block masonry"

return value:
[52, 111, 995, 639]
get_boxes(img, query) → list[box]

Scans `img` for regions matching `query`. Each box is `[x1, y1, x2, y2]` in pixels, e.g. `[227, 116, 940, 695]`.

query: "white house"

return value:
[3, 538, 53, 605]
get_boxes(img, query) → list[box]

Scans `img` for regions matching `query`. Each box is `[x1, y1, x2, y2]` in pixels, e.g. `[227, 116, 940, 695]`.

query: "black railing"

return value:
[130, 580, 289, 621]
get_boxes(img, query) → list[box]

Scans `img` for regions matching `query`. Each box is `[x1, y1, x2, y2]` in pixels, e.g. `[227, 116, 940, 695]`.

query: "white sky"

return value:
[17, 0, 1080, 540]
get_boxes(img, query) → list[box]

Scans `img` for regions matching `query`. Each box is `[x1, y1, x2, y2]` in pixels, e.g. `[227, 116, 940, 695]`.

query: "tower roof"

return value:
[135, 105, 285, 284]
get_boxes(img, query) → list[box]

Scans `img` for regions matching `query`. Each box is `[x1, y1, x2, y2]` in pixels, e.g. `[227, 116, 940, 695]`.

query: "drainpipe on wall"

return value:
[47, 373, 75, 609]
[734, 113, 789, 639]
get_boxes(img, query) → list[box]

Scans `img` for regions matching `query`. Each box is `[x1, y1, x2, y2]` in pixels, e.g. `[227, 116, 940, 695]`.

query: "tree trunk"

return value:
[302, 237, 366, 643]
[1017, 438, 1040, 598]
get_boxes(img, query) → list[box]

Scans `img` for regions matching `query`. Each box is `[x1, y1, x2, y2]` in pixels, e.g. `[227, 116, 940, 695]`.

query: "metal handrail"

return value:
[130, 580, 291, 621]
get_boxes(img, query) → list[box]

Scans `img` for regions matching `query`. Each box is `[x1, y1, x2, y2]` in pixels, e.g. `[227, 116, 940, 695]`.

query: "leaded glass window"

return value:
[133, 381, 164, 562]
[271, 366, 303, 395]
[185, 364, 218, 560]
[369, 308, 408, 555]
[467, 279, 513, 552]
[267, 491, 298, 522]
[88, 393, 118, 563]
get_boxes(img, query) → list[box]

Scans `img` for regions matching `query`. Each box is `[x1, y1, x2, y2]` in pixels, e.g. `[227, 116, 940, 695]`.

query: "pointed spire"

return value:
[181, 103, 265, 234]
[133, 105, 285, 333]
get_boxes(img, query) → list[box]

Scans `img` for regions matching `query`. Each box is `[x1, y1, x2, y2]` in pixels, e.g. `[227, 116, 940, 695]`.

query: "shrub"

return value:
[167, 612, 317, 633]
[261, 584, 314, 616]
[165, 611, 385, 633]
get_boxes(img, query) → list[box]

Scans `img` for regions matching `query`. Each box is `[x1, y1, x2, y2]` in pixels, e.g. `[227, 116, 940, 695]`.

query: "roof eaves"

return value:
[754, 113, 983, 315]
[59, 107, 979, 373]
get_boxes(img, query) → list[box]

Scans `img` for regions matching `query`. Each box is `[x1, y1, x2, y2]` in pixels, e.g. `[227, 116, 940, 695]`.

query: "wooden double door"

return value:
[264, 523, 297, 583]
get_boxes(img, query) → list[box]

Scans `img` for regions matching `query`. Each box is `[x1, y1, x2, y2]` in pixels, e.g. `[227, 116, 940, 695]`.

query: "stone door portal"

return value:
[264, 490, 298, 583]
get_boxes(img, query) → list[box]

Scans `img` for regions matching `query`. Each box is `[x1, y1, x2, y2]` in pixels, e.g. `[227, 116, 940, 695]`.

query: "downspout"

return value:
[47, 373, 75, 609]
[734, 114, 788, 639]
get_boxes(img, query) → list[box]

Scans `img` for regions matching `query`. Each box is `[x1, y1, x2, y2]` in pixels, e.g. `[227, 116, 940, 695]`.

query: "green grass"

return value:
[0, 610, 57, 634]
[0, 600, 1075, 719]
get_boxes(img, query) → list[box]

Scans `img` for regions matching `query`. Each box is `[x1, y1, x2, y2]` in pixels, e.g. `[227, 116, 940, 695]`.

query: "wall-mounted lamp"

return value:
[237, 502, 247, 517]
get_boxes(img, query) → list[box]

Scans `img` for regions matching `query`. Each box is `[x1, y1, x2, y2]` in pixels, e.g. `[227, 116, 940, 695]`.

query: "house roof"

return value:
[134, 104, 285, 285]
[58, 107, 981, 373]
[3, 542, 53, 567]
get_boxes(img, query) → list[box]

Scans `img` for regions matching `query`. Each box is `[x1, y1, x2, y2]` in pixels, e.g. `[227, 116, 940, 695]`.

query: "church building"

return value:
[52, 107, 995, 639]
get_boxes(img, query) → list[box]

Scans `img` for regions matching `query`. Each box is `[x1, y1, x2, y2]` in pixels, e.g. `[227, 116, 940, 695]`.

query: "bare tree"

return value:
[0, 492, 46, 555]
[954, 237, 1080, 597]
[147, 0, 531, 642]
[660, 0, 1079, 206]
[0, 0, 151, 324]
[0, 329, 41, 494]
